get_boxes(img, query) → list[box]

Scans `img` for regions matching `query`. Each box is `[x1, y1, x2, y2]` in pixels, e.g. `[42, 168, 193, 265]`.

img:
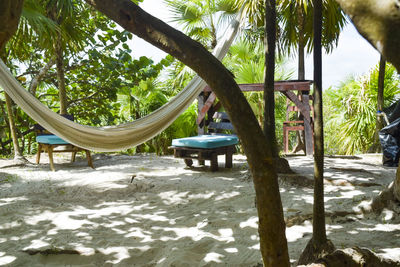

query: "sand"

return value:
[0, 152, 399, 266]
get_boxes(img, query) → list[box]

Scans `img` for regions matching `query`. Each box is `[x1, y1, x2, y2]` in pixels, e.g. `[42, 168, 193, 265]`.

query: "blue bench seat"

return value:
[170, 134, 238, 171]
[36, 134, 69, 145]
[171, 134, 238, 149]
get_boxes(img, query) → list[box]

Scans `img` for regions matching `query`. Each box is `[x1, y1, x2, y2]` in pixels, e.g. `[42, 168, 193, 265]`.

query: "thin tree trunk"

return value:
[55, 34, 68, 115]
[264, 0, 278, 158]
[298, 0, 335, 264]
[0, 0, 24, 51]
[293, 9, 306, 153]
[4, 93, 22, 158]
[371, 55, 386, 152]
[84, 0, 290, 265]
[297, 5, 305, 81]
[0, 0, 24, 160]
[312, 0, 326, 245]
[29, 57, 56, 95]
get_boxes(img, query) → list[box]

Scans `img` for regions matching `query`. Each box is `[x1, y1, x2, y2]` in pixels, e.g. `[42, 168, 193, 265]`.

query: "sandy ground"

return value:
[0, 152, 399, 266]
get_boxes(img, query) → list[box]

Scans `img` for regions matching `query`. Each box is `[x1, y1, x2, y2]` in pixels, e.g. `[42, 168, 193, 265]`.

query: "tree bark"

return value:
[55, 34, 68, 115]
[293, 7, 306, 154]
[0, 1, 24, 160]
[312, 0, 327, 246]
[334, 0, 400, 72]
[4, 93, 22, 158]
[297, 5, 306, 81]
[264, 0, 278, 158]
[370, 55, 386, 152]
[84, 0, 290, 265]
[298, 0, 335, 264]
[0, 0, 24, 51]
[29, 57, 56, 96]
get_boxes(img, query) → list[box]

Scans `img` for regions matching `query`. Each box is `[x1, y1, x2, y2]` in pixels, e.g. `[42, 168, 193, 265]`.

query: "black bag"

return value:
[379, 117, 400, 166]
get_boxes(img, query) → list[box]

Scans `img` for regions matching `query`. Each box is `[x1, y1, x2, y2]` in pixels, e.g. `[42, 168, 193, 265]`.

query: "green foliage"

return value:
[324, 63, 400, 155]
[223, 39, 294, 150]
[1, 11, 175, 156]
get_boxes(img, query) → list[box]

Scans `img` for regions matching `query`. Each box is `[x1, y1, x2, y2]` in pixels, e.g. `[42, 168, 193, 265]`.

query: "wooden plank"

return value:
[202, 81, 312, 93]
[197, 95, 205, 135]
[196, 92, 216, 125]
[302, 94, 314, 156]
[281, 91, 312, 125]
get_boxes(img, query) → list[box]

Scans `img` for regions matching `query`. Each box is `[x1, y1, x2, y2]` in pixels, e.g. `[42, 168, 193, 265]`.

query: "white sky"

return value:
[131, 0, 381, 89]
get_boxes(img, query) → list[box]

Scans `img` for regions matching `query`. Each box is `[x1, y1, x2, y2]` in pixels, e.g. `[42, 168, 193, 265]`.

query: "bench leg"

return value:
[210, 153, 218, 172]
[36, 143, 42, 164]
[225, 150, 233, 168]
[71, 151, 77, 163]
[47, 145, 55, 171]
[85, 150, 94, 169]
[184, 159, 193, 167]
[198, 159, 205, 166]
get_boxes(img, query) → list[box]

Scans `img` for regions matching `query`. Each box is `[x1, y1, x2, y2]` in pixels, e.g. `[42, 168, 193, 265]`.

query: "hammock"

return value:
[0, 16, 240, 152]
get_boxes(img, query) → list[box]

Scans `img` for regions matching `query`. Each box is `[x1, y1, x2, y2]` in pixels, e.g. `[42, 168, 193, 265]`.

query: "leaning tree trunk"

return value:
[0, 0, 24, 51]
[0, 0, 24, 160]
[334, 0, 400, 71]
[84, 0, 290, 265]
[298, 0, 335, 264]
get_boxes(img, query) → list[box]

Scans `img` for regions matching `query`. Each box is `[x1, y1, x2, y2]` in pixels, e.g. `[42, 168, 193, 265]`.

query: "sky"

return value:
[130, 0, 381, 89]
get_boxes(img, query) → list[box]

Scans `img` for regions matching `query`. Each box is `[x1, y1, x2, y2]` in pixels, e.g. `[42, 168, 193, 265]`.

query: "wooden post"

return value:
[197, 94, 205, 135]
[302, 93, 313, 156]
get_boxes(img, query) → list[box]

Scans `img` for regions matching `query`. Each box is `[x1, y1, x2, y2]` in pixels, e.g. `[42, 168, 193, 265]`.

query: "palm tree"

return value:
[278, 0, 346, 80]
[164, 0, 239, 89]
[298, 0, 335, 263]
[324, 63, 400, 155]
[165, 0, 238, 50]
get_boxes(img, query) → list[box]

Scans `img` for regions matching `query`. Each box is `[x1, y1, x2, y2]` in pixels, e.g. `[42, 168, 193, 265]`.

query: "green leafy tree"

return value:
[224, 39, 293, 149]
[324, 63, 400, 155]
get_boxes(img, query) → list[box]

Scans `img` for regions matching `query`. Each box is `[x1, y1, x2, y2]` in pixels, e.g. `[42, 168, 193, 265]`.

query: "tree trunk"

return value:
[312, 0, 327, 246]
[298, 0, 335, 264]
[334, 0, 400, 72]
[394, 165, 400, 202]
[293, 6, 306, 154]
[264, 0, 292, 173]
[29, 57, 56, 96]
[297, 5, 306, 81]
[264, 0, 277, 158]
[55, 34, 68, 115]
[84, 0, 290, 265]
[4, 93, 22, 158]
[371, 55, 386, 152]
[0, 0, 24, 160]
[0, 0, 24, 51]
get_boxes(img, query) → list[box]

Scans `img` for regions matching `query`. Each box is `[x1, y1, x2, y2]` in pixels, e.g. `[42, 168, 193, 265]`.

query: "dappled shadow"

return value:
[0, 154, 262, 266]
[0, 154, 399, 266]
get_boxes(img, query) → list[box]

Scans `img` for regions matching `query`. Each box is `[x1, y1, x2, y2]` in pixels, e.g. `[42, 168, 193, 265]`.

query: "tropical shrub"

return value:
[324, 63, 400, 155]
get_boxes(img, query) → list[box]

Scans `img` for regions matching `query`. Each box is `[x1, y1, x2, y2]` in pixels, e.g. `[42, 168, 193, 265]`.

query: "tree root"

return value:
[285, 210, 360, 228]
[303, 246, 400, 267]
[329, 167, 374, 174]
[358, 182, 400, 215]
[297, 238, 336, 266]
[23, 248, 80, 255]
[279, 173, 314, 188]
[324, 177, 381, 187]
[275, 157, 294, 174]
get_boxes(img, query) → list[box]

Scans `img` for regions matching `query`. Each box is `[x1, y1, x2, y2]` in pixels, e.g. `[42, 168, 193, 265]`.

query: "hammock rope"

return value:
[0, 16, 240, 152]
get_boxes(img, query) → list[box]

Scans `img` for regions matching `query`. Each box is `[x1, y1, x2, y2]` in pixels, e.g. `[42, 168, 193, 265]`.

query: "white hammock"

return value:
[0, 16, 240, 152]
